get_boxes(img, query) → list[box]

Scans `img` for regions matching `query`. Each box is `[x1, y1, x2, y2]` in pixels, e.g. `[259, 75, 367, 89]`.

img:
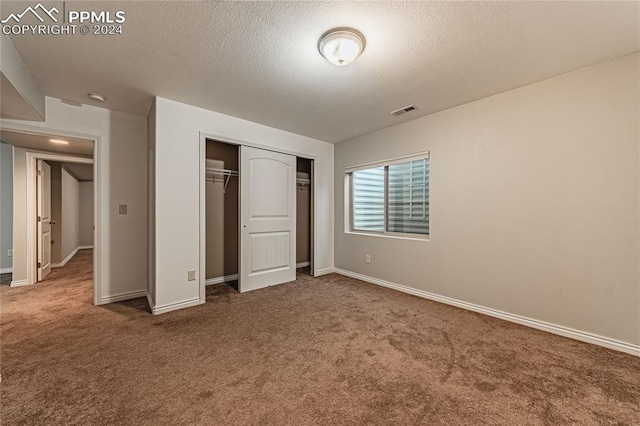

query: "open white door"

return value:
[37, 159, 52, 281]
[239, 146, 296, 292]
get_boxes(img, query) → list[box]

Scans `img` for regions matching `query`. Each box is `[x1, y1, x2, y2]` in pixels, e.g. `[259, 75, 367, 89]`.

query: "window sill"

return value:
[345, 230, 429, 242]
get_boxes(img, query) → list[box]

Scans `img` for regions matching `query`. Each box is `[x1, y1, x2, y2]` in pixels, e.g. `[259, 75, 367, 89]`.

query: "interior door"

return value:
[239, 146, 296, 292]
[37, 159, 52, 281]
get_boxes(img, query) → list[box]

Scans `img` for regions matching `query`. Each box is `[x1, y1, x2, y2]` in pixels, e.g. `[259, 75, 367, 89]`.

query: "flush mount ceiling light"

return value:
[318, 28, 366, 66]
[87, 92, 106, 102]
[50, 139, 69, 145]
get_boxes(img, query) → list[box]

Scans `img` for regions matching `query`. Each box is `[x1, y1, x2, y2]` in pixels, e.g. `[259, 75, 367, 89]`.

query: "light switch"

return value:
[187, 269, 196, 281]
[118, 204, 127, 215]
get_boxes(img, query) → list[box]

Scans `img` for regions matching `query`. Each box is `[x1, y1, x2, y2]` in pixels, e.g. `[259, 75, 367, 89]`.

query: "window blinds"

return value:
[352, 167, 385, 231]
[388, 159, 429, 235]
[350, 156, 429, 236]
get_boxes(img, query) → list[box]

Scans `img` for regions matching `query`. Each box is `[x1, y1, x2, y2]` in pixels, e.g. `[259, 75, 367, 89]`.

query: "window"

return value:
[352, 167, 385, 232]
[347, 153, 429, 238]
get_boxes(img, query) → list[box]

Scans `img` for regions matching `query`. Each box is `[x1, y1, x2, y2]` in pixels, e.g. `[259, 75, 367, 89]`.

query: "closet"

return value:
[205, 139, 313, 291]
[205, 140, 239, 287]
[296, 157, 312, 271]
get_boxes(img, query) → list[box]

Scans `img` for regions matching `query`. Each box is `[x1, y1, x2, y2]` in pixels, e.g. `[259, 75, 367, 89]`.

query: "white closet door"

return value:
[239, 146, 296, 292]
[37, 159, 52, 281]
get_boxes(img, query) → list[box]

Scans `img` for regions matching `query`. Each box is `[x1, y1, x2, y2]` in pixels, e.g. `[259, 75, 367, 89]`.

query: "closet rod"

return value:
[206, 169, 307, 192]
[206, 167, 238, 193]
[296, 178, 310, 191]
[206, 167, 238, 176]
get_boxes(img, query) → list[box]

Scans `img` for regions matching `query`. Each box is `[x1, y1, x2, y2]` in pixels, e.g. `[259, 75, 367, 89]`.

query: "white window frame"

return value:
[345, 151, 430, 241]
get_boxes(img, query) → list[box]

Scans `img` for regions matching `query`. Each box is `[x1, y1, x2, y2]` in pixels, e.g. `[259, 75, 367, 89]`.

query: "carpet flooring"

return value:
[1, 250, 639, 425]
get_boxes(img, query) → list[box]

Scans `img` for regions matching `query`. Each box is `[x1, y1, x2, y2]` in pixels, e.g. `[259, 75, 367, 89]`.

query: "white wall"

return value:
[79, 181, 94, 247]
[335, 53, 640, 347]
[151, 97, 334, 311]
[2, 97, 147, 302]
[61, 168, 80, 260]
[147, 99, 156, 305]
[0, 142, 12, 272]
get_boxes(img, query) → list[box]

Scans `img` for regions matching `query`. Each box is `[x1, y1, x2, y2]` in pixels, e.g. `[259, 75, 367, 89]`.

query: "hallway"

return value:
[1, 248, 93, 310]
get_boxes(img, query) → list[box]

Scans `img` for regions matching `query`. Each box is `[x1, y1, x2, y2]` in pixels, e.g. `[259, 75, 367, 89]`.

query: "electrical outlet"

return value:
[187, 269, 196, 281]
[118, 204, 128, 215]
[7, 249, 12, 257]
[365, 255, 371, 264]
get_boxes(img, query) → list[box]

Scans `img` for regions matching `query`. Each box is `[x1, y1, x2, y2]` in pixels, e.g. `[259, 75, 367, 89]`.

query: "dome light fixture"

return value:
[318, 28, 366, 66]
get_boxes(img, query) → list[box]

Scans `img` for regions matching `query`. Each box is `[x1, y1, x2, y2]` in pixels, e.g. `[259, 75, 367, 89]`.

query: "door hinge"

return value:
[37, 262, 41, 268]
[37, 216, 41, 222]
[37, 170, 42, 176]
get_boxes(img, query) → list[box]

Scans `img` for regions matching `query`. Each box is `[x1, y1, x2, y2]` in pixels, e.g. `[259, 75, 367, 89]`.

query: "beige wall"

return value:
[334, 53, 640, 346]
[49, 163, 62, 264]
[79, 181, 93, 247]
[61, 168, 80, 260]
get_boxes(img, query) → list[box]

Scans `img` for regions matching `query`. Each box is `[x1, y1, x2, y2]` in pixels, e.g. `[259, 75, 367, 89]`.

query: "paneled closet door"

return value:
[239, 146, 296, 292]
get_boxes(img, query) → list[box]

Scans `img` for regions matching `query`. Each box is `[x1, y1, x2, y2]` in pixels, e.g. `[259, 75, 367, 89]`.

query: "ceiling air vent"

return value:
[390, 105, 416, 117]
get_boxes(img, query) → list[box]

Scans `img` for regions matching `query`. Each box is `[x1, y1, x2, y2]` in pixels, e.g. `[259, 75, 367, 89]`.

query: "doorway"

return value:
[37, 160, 94, 282]
[0, 129, 98, 302]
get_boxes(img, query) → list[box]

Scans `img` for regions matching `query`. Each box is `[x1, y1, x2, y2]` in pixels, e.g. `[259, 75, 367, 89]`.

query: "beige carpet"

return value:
[1, 250, 639, 425]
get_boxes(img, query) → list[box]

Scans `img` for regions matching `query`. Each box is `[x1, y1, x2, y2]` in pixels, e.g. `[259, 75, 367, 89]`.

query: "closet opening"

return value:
[204, 138, 315, 296]
[205, 139, 239, 291]
[296, 157, 314, 278]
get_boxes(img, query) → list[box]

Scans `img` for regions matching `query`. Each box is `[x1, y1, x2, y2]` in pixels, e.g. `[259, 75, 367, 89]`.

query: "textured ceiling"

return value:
[0, 130, 94, 156]
[2, 1, 638, 143]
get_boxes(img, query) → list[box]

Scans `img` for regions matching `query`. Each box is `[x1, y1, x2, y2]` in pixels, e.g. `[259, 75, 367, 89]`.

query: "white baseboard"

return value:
[52, 247, 80, 268]
[152, 297, 203, 315]
[205, 274, 239, 286]
[99, 289, 147, 304]
[315, 267, 336, 277]
[296, 261, 310, 268]
[146, 292, 154, 311]
[333, 268, 640, 357]
[10, 279, 29, 287]
[78, 245, 93, 250]
[0, 267, 12, 274]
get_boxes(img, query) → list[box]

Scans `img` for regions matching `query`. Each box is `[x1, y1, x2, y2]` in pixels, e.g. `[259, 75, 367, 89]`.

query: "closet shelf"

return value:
[206, 167, 238, 193]
[206, 168, 308, 192]
[296, 178, 310, 190]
